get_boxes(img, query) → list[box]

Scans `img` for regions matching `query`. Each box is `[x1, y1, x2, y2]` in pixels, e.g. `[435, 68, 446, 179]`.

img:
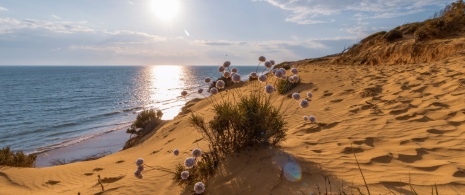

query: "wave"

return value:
[51, 122, 78, 129]
[30, 123, 131, 154]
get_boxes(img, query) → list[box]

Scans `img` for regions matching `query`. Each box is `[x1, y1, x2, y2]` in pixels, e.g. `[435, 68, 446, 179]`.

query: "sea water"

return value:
[0, 65, 259, 155]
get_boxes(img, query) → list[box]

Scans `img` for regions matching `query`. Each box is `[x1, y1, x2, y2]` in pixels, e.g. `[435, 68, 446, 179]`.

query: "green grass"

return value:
[124, 109, 163, 149]
[189, 90, 286, 156]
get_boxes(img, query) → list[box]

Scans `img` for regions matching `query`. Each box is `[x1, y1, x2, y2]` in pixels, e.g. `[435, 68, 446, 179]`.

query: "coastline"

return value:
[34, 128, 130, 167]
[33, 97, 204, 167]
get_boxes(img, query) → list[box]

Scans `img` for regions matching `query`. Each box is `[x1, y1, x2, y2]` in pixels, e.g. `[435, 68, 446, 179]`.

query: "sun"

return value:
[151, 0, 180, 21]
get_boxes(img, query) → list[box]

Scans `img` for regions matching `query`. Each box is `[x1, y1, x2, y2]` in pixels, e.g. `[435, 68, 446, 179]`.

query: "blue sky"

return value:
[0, 0, 455, 65]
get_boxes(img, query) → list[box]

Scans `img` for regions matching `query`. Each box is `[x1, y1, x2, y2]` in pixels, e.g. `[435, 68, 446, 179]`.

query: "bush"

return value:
[0, 146, 37, 167]
[173, 152, 218, 186]
[190, 92, 286, 156]
[209, 76, 234, 91]
[401, 22, 421, 35]
[172, 57, 312, 193]
[383, 29, 403, 42]
[361, 31, 386, 43]
[124, 109, 163, 149]
[273, 62, 291, 70]
[126, 109, 163, 135]
[276, 78, 301, 94]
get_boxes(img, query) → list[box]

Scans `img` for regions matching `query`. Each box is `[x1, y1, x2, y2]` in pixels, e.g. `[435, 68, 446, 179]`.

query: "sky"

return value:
[0, 0, 456, 65]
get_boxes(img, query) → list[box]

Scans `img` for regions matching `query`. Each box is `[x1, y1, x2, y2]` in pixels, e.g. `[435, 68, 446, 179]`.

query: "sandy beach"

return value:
[1, 50, 464, 194]
[3, 0, 465, 194]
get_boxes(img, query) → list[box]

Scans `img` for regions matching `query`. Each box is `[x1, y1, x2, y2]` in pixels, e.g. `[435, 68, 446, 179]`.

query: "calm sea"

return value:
[0, 65, 257, 154]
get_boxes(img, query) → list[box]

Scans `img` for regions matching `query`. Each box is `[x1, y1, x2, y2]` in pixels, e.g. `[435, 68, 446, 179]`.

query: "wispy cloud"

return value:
[0, 6, 7, 12]
[0, 17, 94, 34]
[51, 15, 61, 19]
[257, 0, 455, 24]
[128, 1, 134, 5]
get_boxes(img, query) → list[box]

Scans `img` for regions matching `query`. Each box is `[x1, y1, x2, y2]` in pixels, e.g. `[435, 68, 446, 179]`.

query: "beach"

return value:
[1, 53, 465, 194]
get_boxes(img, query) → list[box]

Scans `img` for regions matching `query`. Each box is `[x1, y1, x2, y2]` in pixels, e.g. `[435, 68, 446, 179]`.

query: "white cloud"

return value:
[0, 18, 94, 34]
[51, 15, 61, 19]
[0, 6, 8, 12]
[259, 0, 455, 24]
[128, 1, 134, 5]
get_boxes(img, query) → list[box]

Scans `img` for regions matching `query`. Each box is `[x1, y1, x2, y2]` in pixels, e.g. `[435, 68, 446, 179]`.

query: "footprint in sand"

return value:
[93, 168, 104, 172]
[321, 90, 333, 97]
[330, 99, 344, 103]
[99, 175, 125, 183]
[411, 115, 433, 122]
[411, 137, 428, 142]
[429, 102, 450, 109]
[45, 180, 60, 185]
[341, 147, 364, 154]
[397, 148, 428, 163]
[84, 173, 94, 176]
[151, 148, 162, 154]
[453, 169, 465, 177]
[304, 122, 339, 133]
[370, 154, 393, 164]
[352, 137, 375, 147]
[395, 113, 416, 120]
[165, 138, 175, 145]
[426, 128, 453, 135]
[389, 107, 410, 115]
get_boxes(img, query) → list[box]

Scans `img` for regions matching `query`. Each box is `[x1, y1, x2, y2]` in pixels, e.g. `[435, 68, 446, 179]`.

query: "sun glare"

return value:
[151, 0, 180, 21]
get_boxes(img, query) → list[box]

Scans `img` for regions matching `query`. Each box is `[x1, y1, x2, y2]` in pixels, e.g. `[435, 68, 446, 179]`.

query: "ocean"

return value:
[0, 65, 258, 156]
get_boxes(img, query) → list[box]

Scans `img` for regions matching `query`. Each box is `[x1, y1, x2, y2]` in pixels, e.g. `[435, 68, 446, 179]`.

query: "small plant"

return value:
[0, 146, 37, 167]
[123, 109, 164, 149]
[173, 56, 314, 193]
[172, 148, 216, 194]
[360, 31, 386, 43]
[126, 109, 163, 135]
[383, 29, 403, 42]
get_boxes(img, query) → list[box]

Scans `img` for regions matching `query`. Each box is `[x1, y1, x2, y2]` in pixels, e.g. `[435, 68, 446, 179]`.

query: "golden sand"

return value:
[1, 55, 465, 194]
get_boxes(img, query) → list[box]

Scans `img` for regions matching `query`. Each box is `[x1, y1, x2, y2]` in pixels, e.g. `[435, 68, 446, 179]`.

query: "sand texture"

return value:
[1, 54, 465, 194]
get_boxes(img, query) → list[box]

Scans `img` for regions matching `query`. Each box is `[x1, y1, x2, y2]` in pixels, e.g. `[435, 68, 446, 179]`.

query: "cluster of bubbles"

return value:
[173, 147, 205, 194]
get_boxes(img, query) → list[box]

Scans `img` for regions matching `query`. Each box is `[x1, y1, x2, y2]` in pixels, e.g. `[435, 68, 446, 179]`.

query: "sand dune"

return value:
[1, 55, 465, 194]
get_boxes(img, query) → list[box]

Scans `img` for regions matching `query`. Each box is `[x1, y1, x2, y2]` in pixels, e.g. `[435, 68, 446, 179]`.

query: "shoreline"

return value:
[33, 97, 204, 167]
[34, 127, 130, 167]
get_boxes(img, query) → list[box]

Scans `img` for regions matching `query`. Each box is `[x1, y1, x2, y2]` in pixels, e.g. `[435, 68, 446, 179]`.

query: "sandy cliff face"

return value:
[334, 37, 465, 65]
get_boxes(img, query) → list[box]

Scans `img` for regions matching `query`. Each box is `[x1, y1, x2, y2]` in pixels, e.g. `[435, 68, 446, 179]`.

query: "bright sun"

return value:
[151, 0, 180, 21]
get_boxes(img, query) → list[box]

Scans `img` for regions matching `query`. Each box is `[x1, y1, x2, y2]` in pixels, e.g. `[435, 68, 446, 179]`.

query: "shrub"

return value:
[0, 146, 37, 167]
[361, 31, 386, 43]
[383, 29, 403, 42]
[172, 57, 312, 193]
[276, 77, 301, 94]
[209, 76, 233, 91]
[124, 109, 163, 149]
[172, 151, 218, 186]
[401, 22, 421, 35]
[273, 62, 291, 70]
[190, 92, 287, 156]
[126, 109, 163, 135]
